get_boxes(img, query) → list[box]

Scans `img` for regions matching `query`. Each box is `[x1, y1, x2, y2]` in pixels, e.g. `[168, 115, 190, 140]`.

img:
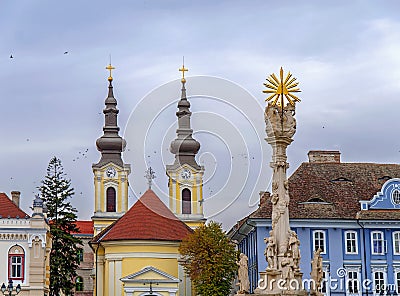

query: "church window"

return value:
[313, 230, 326, 254]
[392, 189, 400, 205]
[106, 187, 116, 212]
[396, 271, 400, 293]
[371, 231, 385, 255]
[182, 189, 191, 214]
[345, 231, 358, 254]
[8, 245, 24, 281]
[393, 232, 400, 255]
[75, 276, 83, 291]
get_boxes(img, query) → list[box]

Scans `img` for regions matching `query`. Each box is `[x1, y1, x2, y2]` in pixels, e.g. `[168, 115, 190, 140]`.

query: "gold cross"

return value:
[106, 63, 115, 81]
[179, 56, 188, 82]
[179, 64, 188, 79]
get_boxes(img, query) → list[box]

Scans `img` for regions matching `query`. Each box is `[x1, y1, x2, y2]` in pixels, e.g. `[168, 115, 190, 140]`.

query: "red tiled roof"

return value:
[72, 221, 94, 235]
[93, 190, 193, 242]
[356, 209, 400, 220]
[0, 193, 28, 218]
[250, 162, 400, 220]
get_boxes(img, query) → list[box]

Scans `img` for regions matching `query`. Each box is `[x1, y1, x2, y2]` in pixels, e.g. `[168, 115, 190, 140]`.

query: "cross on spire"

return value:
[179, 57, 188, 83]
[106, 63, 115, 82]
[145, 167, 156, 189]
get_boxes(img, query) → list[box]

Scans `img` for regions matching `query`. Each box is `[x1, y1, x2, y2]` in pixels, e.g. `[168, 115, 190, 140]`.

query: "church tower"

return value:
[166, 64, 205, 228]
[92, 64, 131, 235]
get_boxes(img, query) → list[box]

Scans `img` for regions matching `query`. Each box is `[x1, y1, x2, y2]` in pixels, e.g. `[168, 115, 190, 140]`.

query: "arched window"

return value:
[106, 187, 116, 212]
[392, 189, 400, 205]
[75, 276, 83, 291]
[182, 189, 191, 214]
[8, 245, 25, 281]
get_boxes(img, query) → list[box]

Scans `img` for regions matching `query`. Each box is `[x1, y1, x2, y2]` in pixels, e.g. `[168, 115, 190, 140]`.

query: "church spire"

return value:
[170, 61, 201, 169]
[94, 63, 126, 167]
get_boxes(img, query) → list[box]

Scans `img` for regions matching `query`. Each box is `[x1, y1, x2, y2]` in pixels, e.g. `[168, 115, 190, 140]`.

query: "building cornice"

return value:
[100, 240, 180, 248]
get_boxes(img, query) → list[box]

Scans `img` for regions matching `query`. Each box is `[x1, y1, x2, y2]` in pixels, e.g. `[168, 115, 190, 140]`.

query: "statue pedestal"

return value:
[309, 291, 323, 296]
[254, 270, 307, 296]
[254, 270, 281, 295]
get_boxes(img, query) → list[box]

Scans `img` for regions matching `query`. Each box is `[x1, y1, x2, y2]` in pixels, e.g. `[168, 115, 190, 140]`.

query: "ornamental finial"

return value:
[106, 61, 115, 82]
[263, 67, 301, 109]
[145, 167, 156, 189]
[179, 56, 188, 83]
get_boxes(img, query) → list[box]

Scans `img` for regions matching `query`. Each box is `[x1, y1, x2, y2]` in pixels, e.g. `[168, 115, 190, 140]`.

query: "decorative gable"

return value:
[360, 178, 400, 210]
[120, 266, 180, 284]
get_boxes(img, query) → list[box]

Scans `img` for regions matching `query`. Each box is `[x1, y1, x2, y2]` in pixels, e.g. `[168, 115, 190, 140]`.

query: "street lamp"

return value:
[1, 280, 21, 296]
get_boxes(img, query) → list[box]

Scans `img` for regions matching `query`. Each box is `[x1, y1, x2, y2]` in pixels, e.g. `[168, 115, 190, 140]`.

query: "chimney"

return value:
[308, 150, 341, 163]
[11, 191, 20, 208]
[259, 191, 271, 207]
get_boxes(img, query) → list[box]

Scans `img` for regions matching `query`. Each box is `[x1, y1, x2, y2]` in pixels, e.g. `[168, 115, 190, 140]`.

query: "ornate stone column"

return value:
[255, 68, 305, 296]
[266, 102, 296, 259]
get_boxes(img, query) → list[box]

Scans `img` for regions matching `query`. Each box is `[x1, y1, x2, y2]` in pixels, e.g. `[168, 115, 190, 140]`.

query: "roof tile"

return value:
[94, 190, 192, 242]
[250, 162, 400, 220]
[72, 220, 94, 235]
[0, 193, 28, 218]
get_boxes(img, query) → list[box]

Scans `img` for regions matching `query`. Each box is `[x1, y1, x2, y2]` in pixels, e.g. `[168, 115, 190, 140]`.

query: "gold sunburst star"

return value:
[263, 67, 301, 108]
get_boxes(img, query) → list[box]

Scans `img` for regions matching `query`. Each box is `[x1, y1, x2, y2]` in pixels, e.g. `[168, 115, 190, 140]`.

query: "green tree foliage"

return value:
[179, 221, 238, 296]
[39, 157, 82, 296]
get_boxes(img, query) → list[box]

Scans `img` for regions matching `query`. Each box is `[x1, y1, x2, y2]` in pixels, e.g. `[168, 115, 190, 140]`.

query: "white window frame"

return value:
[371, 267, 387, 296]
[393, 232, 400, 255]
[345, 231, 358, 255]
[371, 231, 385, 255]
[394, 268, 400, 294]
[313, 230, 326, 254]
[321, 266, 330, 296]
[345, 266, 361, 296]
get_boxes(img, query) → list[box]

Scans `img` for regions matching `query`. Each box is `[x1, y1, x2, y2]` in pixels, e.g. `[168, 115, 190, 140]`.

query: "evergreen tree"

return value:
[39, 156, 82, 296]
[179, 221, 238, 296]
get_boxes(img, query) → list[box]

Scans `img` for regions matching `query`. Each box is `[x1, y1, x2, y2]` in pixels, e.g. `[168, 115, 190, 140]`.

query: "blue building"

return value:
[229, 150, 400, 296]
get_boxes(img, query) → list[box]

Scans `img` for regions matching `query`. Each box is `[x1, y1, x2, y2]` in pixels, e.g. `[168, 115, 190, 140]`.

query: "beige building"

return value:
[72, 221, 95, 296]
[0, 191, 51, 296]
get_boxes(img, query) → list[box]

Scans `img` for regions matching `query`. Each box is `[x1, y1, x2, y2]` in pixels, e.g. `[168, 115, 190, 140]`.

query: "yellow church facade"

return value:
[90, 64, 204, 296]
[91, 190, 192, 296]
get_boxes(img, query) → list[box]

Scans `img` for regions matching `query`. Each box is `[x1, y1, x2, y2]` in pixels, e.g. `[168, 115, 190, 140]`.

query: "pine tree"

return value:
[179, 221, 238, 296]
[39, 156, 82, 296]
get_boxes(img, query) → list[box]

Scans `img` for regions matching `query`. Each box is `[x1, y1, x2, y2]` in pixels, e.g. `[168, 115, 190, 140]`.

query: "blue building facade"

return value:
[229, 151, 400, 296]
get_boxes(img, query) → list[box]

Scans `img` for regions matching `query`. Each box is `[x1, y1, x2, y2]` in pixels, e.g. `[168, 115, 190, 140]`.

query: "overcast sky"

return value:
[1, 1, 400, 228]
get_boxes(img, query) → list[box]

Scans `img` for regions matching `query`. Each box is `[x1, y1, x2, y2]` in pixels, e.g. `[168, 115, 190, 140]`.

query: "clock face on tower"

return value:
[106, 167, 116, 178]
[181, 169, 191, 180]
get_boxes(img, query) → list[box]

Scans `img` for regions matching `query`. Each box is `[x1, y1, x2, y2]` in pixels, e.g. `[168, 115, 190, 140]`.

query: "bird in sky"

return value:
[64, 51, 68, 54]
[10, 54, 13, 58]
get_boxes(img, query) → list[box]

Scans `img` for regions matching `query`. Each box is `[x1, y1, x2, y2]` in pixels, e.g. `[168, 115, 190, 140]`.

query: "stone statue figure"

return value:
[281, 251, 294, 285]
[264, 231, 277, 270]
[288, 231, 301, 271]
[265, 103, 297, 139]
[237, 253, 250, 294]
[310, 248, 323, 292]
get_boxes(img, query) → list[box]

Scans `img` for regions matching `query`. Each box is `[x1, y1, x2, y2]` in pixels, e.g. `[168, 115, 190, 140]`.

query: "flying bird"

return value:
[64, 51, 68, 54]
[10, 54, 13, 59]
